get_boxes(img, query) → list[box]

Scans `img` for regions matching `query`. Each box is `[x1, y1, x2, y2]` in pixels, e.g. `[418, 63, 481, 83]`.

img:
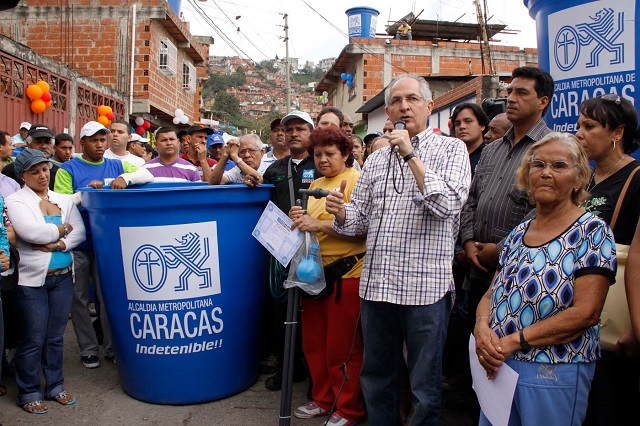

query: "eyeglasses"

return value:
[239, 148, 261, 155]
[600, 94, 621, 105]
[389, 95, 424, 107]
[529, 159, 575, 172]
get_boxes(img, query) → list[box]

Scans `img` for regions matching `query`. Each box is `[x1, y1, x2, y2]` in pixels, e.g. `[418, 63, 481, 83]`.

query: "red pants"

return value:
[301, 277, 365, 421]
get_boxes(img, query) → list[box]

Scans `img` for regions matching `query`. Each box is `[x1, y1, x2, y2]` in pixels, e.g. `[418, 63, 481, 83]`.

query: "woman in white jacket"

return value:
[5, 149, 85, 414]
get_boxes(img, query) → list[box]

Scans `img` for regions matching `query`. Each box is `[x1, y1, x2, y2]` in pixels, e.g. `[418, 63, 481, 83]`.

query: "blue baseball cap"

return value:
[207, 132, 225, 147]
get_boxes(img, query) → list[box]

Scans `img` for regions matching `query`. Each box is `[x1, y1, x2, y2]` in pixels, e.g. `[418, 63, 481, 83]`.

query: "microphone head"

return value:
[394, 120, 406, 130]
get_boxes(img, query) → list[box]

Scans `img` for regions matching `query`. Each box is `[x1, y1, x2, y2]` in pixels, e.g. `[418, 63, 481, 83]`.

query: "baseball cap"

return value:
[177, 130, 187, 139]
[363, 131, 383, 144]
[280, 110, 314, 130]
[28, 124, 54, 140]
[270, 118, 283, 130]
[80, 121, 111, 139]
[19, 122, 31, 130]
[130, 133, 150, 143]
[207, 132, 225, 147]
[14, 148, 51, 176]
[186, 124, 214, 136]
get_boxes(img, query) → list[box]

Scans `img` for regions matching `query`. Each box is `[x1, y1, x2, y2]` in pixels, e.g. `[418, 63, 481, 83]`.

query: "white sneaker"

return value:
[293, 401, 328, 419]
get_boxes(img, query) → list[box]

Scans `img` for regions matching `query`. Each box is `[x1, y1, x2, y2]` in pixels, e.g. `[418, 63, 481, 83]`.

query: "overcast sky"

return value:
[179, 0, 539, 65]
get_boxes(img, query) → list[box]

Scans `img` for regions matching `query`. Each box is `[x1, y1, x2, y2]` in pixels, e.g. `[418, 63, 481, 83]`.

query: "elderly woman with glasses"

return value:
[576, 94, 640, 425]
[5, 149, 85, 414]
[474, 132, 616, 426]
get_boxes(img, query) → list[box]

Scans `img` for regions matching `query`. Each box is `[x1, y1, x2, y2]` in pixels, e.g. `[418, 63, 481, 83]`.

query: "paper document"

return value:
[469, 335, 518, 426]
[252, 201, 303, 267]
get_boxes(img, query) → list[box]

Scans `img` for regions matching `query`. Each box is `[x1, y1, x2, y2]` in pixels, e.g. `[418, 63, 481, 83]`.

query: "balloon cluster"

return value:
[26, 81, 53, 114]
[340, 73, 354, 88]
[318, 90, 330, 106]
[96, 105, 115, 126]
[134, 117, 151, 136]
[173, 109, 189, 125]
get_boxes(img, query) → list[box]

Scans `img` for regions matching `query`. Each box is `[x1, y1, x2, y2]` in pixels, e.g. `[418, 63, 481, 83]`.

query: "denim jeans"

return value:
[15, 272, 73, 404]
[360, 293, 452, 426]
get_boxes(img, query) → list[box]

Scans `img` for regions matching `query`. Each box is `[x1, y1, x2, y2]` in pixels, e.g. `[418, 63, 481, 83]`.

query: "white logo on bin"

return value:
[121, 222, 221, 301]
[548, 2, 634, 79]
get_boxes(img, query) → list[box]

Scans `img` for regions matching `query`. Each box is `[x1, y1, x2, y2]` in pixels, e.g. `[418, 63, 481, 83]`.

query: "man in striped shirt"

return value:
[326, 73, 471, 425]
[142, 127, 201, 182]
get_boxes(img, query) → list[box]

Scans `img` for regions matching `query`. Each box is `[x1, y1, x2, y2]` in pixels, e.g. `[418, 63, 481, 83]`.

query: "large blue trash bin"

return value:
[81, 182, 272, 404]
[345, 7, 380, 43]
[524, 0, 638, 137]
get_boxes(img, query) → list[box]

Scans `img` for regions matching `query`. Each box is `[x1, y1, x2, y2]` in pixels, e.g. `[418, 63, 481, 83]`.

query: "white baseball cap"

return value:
[19, 122, 31, 130]
[80, 121, 111, 139]
[280, 110, 315, 130]
[130, 133, 150, 143]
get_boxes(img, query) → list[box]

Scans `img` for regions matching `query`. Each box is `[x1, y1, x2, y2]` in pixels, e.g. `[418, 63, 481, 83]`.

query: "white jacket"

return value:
[6, 186, 86, 287]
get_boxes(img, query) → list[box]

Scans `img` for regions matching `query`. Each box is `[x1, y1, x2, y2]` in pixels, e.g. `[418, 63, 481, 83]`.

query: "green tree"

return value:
[215, 92, 241, 120]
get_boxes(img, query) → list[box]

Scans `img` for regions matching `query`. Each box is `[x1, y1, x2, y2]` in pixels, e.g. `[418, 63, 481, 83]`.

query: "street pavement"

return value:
[0, 321, 474, 425]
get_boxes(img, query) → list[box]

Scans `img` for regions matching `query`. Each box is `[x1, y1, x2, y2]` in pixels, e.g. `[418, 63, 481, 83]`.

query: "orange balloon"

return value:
[97, 105, 110, 116]
[97, 115, 109, 126]
[36, 80, 50, 93]
[26, 84, 43, 100]
[45, 100, 53, 108]
[30, 99, 46, 114]
[105, 106, 113, 114]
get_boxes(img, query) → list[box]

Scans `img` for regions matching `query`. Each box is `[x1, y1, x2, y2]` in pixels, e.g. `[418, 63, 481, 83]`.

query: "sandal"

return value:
[49, 390, 77, 405]
[22, 400, 49, 414]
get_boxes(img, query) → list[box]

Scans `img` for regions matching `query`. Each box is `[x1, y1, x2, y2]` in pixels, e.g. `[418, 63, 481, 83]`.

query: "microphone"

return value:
[298, 188, 330, 199]
[393, 120, 406, 153]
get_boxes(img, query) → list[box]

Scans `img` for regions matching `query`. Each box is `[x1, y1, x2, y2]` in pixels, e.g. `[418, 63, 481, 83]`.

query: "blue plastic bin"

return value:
[345, 7, 380, 43]
[80, 182, 272, 404]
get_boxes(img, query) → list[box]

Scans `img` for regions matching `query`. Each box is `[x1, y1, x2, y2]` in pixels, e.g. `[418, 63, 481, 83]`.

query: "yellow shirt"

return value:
[307, 167, 365, 279]
[398, 24, 411, 35]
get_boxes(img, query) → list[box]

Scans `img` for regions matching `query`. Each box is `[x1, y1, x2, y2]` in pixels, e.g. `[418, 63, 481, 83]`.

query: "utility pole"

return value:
[283, 13, 291, 113]
[473, 0, 493, 75]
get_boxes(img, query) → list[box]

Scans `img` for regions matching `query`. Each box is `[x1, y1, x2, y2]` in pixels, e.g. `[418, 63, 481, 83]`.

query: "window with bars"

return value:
[159, 38, 177, 76]
[182, 61, 196, 94]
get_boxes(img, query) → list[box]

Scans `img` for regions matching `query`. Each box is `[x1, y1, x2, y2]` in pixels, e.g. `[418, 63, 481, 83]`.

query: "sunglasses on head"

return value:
[600, 94, 621, 105]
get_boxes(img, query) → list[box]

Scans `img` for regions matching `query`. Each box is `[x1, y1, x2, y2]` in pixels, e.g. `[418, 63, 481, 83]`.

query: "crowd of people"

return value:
[0, 65, 639, 426]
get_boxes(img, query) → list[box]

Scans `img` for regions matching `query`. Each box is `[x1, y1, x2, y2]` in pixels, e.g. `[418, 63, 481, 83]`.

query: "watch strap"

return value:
[403, 152, 416, 162]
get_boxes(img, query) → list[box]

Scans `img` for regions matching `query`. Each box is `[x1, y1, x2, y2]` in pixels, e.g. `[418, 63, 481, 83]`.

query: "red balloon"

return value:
[342, 79, 347, 84]
[106, 112, 115, 120]
[142, 120, 151, 130]
[41, 92, 52, 102]
[135, 126, 145, 136]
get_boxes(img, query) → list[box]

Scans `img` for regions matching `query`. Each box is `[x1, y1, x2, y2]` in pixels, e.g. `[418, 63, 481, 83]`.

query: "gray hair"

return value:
[238, 133, 263, 151]
[516, 132, 591, 205]
[384, 73, 432, 106]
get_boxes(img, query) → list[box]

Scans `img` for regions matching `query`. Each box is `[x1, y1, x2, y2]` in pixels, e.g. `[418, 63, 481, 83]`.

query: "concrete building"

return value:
[319, 57, 336, 73]
[315, 20, 538, 135]
[0, 0, 212, 136]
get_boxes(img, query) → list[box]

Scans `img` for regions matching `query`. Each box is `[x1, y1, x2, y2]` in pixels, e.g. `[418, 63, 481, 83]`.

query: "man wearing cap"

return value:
[52, 133, 75, 165]
[177, 130, 189, 156]
[260, 110, 319, 391]
[142, 127, 201, 182]
[3, 124, 59, 189]
[207, 131, 234, 171]
[182, 125, 216, 182]
[104, 120, 145, 167]
[127, 133, 149, 161]
[54, 121, 153, 369]
[258, 118, 289, 174]
[11, 122, 30, 147]
[362, 131, 382, 161]
[209, 134, 264, 185]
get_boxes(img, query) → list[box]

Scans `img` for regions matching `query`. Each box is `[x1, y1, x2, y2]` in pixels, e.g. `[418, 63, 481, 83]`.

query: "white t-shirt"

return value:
[104, 149, 145, 167]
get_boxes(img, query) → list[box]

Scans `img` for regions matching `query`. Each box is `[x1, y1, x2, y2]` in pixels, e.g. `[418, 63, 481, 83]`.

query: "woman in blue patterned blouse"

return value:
[473, 132, 616, 426]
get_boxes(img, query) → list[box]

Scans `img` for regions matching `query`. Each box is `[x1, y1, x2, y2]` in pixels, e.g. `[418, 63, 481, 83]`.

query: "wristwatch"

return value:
[519, 328, 531, 351]
[403, 151, 416, 162]
[63, 224, 70, 236]
[55, 241, 62, 251]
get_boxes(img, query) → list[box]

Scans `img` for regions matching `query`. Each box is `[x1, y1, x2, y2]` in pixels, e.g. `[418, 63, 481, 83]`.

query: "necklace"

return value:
[39, 194, 49, 202]
[587, 155, 625, 192]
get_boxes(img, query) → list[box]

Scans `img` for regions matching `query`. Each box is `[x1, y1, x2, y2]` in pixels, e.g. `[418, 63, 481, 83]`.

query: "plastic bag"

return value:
[283, 231, 326, 296]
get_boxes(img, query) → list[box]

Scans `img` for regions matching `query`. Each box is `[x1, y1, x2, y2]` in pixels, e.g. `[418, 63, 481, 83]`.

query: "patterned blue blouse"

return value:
[489, 212, 616, 364]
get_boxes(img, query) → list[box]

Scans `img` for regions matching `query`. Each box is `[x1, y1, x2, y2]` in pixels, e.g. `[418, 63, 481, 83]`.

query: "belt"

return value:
[47, 266, 71, 276]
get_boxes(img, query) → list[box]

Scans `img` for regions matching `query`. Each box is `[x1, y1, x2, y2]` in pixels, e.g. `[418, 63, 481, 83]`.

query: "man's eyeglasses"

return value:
[529, 159, 575, 172]
[600, 94, 621, 105]
[239, 148, 261, 155]
[389, 95, 424, 108]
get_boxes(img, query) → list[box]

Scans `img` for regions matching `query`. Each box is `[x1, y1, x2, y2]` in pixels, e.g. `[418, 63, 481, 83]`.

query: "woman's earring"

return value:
[613, 139, 617, 151]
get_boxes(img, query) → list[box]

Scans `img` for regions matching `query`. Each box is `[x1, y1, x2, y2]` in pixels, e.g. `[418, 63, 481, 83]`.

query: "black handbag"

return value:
[303, 252, 365, 301]
[0, 245, 19, 292]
